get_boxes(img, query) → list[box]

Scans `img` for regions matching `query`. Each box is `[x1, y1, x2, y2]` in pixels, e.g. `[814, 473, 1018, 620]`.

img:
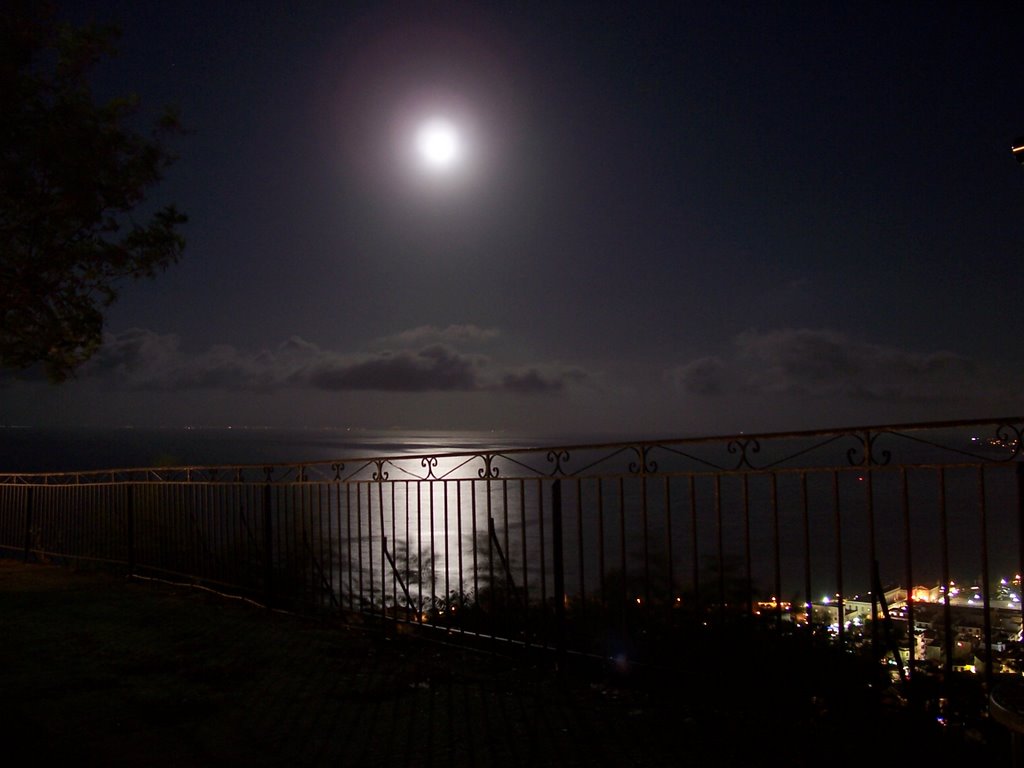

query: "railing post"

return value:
[378, 480, 388, 626]
[263, 481, 274, 609]
[126, 484, 135, 576]
[1017, 463, 1024, 639]
[23, 485, 33, 563]
[551, 479, 566, 671]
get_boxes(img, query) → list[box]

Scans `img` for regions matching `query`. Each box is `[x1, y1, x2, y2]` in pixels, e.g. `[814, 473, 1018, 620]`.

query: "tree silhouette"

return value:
[0, 2, 186, 381]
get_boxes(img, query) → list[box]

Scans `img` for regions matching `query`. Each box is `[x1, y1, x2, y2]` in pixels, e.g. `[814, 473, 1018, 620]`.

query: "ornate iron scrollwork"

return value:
[477, 453, 500, 478]
[372, 459, 389, 482]
[845, 431, 891, 467]
[628, 445, 658, 474]
[421, 456, 439, 479]
[546, 449, 570, 477]
[726, 438, 761, 470]
[331, 462, 344, 481]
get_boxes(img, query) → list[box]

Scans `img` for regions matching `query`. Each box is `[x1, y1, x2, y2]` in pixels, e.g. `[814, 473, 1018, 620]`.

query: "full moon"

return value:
[415, 118, 460, 170]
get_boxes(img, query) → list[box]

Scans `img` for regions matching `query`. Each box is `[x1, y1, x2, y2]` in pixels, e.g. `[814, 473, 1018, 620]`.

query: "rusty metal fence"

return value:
[2, 418, 1023, 688]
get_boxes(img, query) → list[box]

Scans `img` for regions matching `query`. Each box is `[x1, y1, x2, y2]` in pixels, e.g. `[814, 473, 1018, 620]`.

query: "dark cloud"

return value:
[666, 356, 726, 396]
[669, 328, 990, 403]
[501, 365, 586, 393]
[307, 344, 480, 391]
[371, 324, 500, 349]
[76, 328, 588, 395]
[83, 330, 275, 390]
[83, 328, 182, 377]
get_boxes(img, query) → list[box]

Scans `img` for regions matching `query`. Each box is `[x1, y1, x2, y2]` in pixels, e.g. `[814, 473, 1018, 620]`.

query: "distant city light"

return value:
[1013, 135, 1024, 165]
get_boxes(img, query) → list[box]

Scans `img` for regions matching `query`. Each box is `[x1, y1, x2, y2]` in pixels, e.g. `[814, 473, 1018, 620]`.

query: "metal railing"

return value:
[2, 418, 1022, 697]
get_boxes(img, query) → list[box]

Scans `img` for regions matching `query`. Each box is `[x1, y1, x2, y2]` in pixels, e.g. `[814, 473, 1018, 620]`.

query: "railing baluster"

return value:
[939, 467, 953, 679]
[576, 476, 584, 628]
[127, 484, 135, 576]
[519, 479, 528, 645]
[690, 475, 700, 618]
[900, 467, 913, 676]
[866, 469, 878, 658]
[597, 477, 605, 623]
[664, 476, 673, 623]
[263, 480, 273, 608]
[551, 479, 565, 670]
[742, 473, 752, 617]
[834, 470, 844, 649]
[23, 485, 33, 562]
[468, 480, 475, 615]
[801, 472, 811, 631]
[1017, 463, 1024, 652]
[378, 478, 386, 621]
[715, 474, 723, 623]
[978, 465, 992, 693]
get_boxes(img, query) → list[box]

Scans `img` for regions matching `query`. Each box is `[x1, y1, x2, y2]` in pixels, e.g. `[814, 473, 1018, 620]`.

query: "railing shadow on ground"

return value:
[1, 417, 1023, 761]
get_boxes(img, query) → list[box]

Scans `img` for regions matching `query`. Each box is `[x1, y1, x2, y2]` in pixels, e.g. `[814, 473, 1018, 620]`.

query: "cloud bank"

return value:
[667, 328, 995, 403]
[78, 326, 587, 395]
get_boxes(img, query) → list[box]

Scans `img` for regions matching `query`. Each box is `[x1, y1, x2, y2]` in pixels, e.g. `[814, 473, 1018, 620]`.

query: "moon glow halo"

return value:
[415, 118, 461, 170]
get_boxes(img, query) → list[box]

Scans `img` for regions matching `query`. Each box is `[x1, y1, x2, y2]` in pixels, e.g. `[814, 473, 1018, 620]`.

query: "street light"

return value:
[1013, 135, 1024, 165]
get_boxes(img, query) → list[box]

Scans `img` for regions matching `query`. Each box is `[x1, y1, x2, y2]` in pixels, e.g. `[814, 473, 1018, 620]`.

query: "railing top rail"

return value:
[1, 416, 1020, 484]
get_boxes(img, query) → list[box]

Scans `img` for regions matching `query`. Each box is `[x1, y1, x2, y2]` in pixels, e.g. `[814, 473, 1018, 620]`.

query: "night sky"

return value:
[5, 0, 1023, 440]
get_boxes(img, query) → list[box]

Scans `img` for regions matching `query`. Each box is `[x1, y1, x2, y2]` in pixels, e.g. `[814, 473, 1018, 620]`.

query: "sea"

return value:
[0, 425, 603, 474]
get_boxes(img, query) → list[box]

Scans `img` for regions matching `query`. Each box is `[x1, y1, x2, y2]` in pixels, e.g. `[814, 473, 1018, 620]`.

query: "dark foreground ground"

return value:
[0, 560, 1015, 767]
